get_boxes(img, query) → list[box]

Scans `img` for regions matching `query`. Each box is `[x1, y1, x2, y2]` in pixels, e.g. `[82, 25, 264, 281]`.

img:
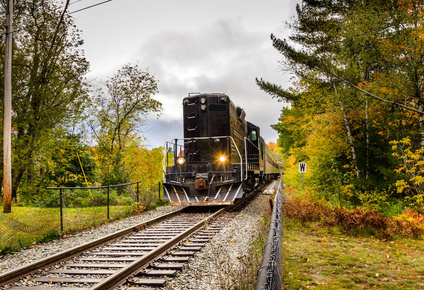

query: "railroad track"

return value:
[0, 183, 269, 289]
[0, 206, 240, 289]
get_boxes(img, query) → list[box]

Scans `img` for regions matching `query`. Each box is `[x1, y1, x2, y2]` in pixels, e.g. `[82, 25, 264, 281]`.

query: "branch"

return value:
[87, 121, 111, 154]
[50, 0, 70, 51]
[329, 71, 424, 115]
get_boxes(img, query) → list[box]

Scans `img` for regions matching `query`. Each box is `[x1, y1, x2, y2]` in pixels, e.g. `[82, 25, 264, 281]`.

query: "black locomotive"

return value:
[163, 93, 281, 205]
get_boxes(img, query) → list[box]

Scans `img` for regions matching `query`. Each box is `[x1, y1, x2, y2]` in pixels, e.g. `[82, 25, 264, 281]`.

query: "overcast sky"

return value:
[70, 0, 301, 148]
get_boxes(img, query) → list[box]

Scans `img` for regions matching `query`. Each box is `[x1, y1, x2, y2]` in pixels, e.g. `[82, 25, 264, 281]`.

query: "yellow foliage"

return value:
[391, 137, 424, 203]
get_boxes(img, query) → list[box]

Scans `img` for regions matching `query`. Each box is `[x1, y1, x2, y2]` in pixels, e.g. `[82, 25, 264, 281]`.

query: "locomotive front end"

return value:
[163, 93, 246, 205]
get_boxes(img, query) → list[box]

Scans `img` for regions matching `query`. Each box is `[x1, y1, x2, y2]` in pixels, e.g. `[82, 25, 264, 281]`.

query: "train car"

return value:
[162, 93, 282, 205]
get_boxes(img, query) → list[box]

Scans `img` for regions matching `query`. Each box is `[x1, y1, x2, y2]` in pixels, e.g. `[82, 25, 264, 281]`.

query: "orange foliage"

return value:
[285, 198, 424, 239]
[268, 141, 277, 149]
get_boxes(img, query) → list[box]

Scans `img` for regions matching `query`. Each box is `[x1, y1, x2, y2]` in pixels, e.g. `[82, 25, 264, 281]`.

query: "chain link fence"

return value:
[0, 182, 162, 253]
[0, 203, 61, 253]
[255, 175, 284, 290]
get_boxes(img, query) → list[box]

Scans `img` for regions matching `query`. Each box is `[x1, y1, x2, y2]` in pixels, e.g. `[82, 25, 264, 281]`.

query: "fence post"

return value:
[59, 188, 63, 232]
[158, 182, 161, 200]
[107, 185, 110, 220]
[136, 182, 139, 203]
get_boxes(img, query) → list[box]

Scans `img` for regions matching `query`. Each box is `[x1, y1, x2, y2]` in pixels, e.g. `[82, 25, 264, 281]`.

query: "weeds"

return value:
[33, 229, 61, 244]
[285, 198, 424, 239]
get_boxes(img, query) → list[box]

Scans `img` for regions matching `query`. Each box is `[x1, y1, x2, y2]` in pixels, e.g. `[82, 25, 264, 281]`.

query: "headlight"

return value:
[219, 155, 227, 163]
[200, 104, 207, 110]
[200, 97, 206, 104]
[177, 157, 185, 165]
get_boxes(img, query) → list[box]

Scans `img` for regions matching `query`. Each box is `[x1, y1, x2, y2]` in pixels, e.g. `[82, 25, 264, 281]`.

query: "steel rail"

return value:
[91, 206, 229, 290]
[0, 207, 185, 287]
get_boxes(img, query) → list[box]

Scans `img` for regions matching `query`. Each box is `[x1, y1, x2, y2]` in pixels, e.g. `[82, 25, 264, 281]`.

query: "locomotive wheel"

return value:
[246, 176, 255, 190]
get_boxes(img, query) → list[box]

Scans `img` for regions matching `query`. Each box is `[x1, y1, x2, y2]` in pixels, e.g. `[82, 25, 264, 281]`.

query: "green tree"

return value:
[88, 63, 161, 185]
[46, 134, 97, 188]
[0, 0, 89, 198]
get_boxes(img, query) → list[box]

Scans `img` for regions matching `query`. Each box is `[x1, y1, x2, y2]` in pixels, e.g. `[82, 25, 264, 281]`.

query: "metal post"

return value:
[136, 182, 139, 203]
[302, 172, 304, 190]
[60, 188, 63, 232]
[3, 0, 13, 214]
[107, 185, 110, 220]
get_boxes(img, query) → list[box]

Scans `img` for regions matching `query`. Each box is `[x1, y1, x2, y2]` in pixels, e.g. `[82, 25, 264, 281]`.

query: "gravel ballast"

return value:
[163, 194, 272, 290]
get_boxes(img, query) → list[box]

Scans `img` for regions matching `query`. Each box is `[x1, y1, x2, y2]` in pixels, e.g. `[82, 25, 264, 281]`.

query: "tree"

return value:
[46, 134, 97, 188]
[124, 144, 163, 189]
[259, 0, 424, 207]
[0, 0, 90, 199]
[88, 63, 161, 185]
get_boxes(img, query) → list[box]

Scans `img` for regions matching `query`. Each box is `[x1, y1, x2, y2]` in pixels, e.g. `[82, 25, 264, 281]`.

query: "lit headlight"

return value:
[200, 104, 207, 110]
[177, 157, 185, 165]
[219, 155, 227, 163]
[200, 97, 206, 104]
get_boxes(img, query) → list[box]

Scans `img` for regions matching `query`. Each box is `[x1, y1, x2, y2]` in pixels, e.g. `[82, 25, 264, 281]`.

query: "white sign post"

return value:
[299, 162, 306, 189]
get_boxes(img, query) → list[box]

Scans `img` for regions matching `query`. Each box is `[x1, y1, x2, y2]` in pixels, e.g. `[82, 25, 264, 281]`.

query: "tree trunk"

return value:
[365, 96, 369, 179]
[12, 168, 25, 200]
[333, 83, 360, 179]
[419, 104, 424, 150]
[341, 101, 360, 179]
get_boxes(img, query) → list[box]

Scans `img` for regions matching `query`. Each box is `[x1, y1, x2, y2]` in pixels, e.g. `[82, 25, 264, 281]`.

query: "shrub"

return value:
[118, 195, 134, 206]
[284, 198, 424, 239]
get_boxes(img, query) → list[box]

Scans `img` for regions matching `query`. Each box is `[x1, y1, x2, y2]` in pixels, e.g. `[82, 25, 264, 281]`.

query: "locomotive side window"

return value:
[249, 130, 257, 141]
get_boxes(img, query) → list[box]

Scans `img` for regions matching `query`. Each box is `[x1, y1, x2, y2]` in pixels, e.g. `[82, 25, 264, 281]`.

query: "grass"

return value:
[0, 204, 135, 254]
[283, 218, 424, 289]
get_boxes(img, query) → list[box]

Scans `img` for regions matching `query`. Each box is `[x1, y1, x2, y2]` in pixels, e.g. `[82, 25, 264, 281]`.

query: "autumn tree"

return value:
[259, 0, 424, 207]
[0, 0, 90, 198]
[124, 144, 163, 189]
[88, 63, 161, 185]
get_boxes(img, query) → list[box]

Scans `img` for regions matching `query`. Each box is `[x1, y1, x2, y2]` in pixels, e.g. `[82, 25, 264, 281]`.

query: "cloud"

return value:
[130, 18, 291, 147]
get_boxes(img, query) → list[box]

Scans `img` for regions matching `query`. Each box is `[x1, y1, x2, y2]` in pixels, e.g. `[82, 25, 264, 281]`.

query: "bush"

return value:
[284, 198, 424, 239]
[118, 195, 134, 206]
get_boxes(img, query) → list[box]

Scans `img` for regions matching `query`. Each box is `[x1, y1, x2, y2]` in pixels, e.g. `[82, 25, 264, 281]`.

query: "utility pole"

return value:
[3, 0, 13, 213]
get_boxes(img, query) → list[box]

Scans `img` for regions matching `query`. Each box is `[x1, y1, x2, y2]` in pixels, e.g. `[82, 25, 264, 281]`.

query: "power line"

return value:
[70, 0, 85, 5]
[67, 0, 112, 15]
[0, 0, 113, 38]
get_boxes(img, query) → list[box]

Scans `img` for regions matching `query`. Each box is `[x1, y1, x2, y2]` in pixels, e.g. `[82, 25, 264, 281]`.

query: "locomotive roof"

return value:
[185, 92, 229, 99]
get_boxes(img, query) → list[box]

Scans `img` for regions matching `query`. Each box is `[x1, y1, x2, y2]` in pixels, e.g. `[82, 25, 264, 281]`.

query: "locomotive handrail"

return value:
[244, 137, 260, 151]
[165, 170, 237, 176]
[162, 141, 175, 183]
[162, 140, 184, 183]
[163, 136, 244, 181]
[244, 137, 260, 180]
